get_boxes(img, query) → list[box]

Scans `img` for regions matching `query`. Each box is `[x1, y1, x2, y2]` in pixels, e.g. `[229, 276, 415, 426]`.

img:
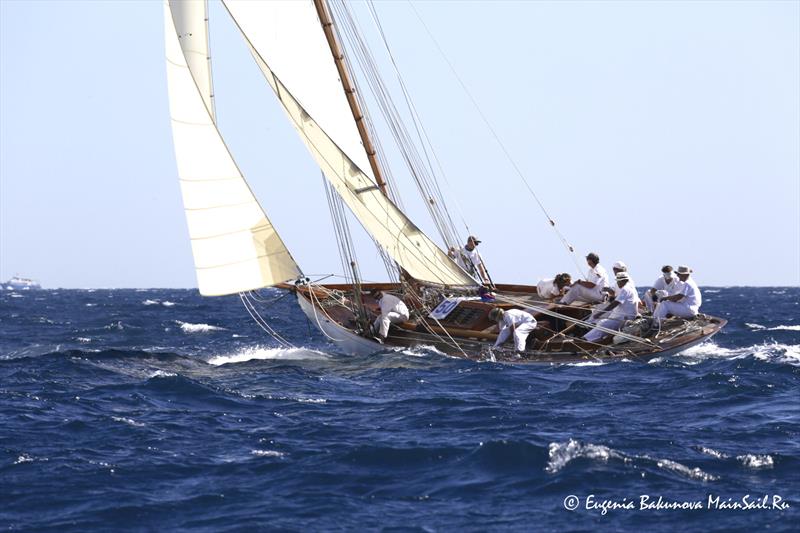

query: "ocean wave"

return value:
[655, 458, 717, 482]
[676, 341, 800, 366]
[547, 439, 718, 481]
[736, 454, 774, 469]
[396, 344, 447, 358]
[251, 449, 285, 458]
[545, 439, 628, 473]
[148, 370, 178, 378]
[745, 323, 800, 332]
[142, 299, 160, 306]
[176, 320, 225, 333]
[694, 446, 775, 469]
[111, 416, 145, 427]
[695, 446, 728, 459]
[162, 301, 176, 307]
[207, 346, 329, 366]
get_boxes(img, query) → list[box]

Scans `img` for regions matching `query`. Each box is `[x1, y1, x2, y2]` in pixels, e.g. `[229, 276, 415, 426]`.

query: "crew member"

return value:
[583, 271, 640, 343]
[448, 235, 491, 286]
[560, 253, 609, 305]
[652, 265, 702, 326]
[488, 307, 537, 352]
[537, 273, 572, 300]
[602, 261, 632, 297]
[370, 289, 410, 341]
[643, 265, 681, 313]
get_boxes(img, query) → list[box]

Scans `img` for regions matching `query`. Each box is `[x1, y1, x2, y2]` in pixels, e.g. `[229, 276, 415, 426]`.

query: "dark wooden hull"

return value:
[281, 282, 727, 364]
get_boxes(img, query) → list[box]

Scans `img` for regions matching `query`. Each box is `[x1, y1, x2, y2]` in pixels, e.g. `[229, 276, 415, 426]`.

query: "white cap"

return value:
[612, 261, 627, 271]
[615, 271, 630, 281]
[676, 265, 692, 274]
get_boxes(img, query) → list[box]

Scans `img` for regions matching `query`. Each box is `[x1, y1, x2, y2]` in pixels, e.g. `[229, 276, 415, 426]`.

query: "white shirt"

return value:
[653, 275, 681, 296]
[537, 278, 561, 299]
[379, 293, 410, 319]
[455, 246, 482, 276]
[495, 309, 537, 347]
[587, 264, 609, 292]
[677, 277, 702, 312]
[501, 309, 536, 328]
[608, 282, 640, 320]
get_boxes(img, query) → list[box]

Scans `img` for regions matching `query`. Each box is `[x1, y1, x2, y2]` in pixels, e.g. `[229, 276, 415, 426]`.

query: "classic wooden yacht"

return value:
[164, 0, 725, 363]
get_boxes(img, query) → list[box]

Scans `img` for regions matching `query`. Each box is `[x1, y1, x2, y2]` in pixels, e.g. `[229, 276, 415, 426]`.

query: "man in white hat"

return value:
[652, 266, 702, 326]
[643, 265, 682, 313]
[448, 235, 491, 286]
[602, 260, 634, 299]
[370, 289, 410, 342]
[488, 307, 537, 352]
[559, 252, 609, 305]
[583, 271, 640, 343]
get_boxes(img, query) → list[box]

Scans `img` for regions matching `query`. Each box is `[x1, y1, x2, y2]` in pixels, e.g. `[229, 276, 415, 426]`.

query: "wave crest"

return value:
[176, 320, 225, 333]
[676, 341, 800, 366]
[207, 346, 329, 366]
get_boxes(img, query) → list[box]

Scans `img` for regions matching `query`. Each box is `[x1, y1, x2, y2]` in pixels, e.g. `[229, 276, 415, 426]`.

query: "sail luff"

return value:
[165, 0, 302, 295]
[221, 0, 476, 287]
[244, 39, 475, 287]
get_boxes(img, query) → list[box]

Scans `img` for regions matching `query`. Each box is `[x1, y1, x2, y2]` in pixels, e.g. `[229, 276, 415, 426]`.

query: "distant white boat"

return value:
[4, 276, 42, 290]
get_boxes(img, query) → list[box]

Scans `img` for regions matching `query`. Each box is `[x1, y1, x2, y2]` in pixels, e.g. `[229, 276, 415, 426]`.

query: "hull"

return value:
[289, 282, 727, 364]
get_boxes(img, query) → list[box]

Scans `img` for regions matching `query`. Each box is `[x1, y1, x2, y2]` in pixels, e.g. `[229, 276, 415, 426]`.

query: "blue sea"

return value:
[1, 287, 798, 531]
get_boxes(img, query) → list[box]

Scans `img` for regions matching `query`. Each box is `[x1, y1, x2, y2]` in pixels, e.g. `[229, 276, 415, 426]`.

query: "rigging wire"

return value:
[404, 0, 586, 276]
[364, 0, 473, 236]
[330, 0, 462, 251]
[239, 292, 295, 347]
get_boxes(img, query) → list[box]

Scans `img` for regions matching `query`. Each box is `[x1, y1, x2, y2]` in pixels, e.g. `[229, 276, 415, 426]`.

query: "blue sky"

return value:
[1, 0, 798, 288]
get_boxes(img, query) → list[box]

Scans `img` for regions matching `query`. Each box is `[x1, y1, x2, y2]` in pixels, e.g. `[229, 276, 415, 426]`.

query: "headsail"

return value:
[223, 0, 476, 287]
[165, 0, 301, 296]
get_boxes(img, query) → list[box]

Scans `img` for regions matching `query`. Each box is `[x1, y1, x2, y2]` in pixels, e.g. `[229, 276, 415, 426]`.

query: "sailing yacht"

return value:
[164, 0, 725, 363]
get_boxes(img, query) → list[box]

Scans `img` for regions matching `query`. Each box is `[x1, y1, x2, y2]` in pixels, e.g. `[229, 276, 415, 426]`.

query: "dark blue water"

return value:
[1, 287, 798, 531]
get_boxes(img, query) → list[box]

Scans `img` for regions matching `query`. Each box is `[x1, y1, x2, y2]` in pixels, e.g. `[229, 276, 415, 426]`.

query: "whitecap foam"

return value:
[142, 299, 159, 306]
[656, 459, 718, 482]
[676, 341, 800, 366]
[566, 361, 606, 367]
[395, 344, 447, 358]
[737, 454, 774, 469]
[148, 370, 177, 378]
[251, 449, 285, 458]
[696, 446, 729, 459]
[162, 301, 176, 307]
[76, 337, 91, 343]
[547, 439, 717, 482]
[545, 439, 626, 473]
[84, 303, 96, 307]
[111, 416, 145, 427]
[14, 454, 34, 464]
[176, 320, 225, 333]
[767, 325, 800, 332]
[745, 323, 766, 331]
[207, 346, 328, 366]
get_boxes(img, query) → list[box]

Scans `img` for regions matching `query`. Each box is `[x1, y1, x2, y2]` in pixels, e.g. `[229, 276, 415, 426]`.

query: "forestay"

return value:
[165, 1, 301, 296]
[223, 0, 475, 287]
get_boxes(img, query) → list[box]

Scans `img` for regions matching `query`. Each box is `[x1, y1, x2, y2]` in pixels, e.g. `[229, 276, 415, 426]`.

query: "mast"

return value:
[313, 0, 389, 198]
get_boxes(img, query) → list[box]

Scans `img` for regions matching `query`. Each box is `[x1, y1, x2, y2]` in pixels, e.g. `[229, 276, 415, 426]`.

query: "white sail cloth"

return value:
[165, 1, 301, 296]
[223, 0, 475, 287]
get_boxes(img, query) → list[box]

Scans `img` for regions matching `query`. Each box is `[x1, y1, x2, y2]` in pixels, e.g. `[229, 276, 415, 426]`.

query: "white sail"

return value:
[223, 0, 475, 287]
[165, 0, 301, 296]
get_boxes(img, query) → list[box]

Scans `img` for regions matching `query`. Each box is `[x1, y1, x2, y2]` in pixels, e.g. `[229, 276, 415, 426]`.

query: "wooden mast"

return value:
[313, 0, 389, 198]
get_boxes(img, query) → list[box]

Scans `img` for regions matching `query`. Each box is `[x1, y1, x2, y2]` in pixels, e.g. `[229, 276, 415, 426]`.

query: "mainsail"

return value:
[222, 0, 476, 287]
[165, 0, 301, 296]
